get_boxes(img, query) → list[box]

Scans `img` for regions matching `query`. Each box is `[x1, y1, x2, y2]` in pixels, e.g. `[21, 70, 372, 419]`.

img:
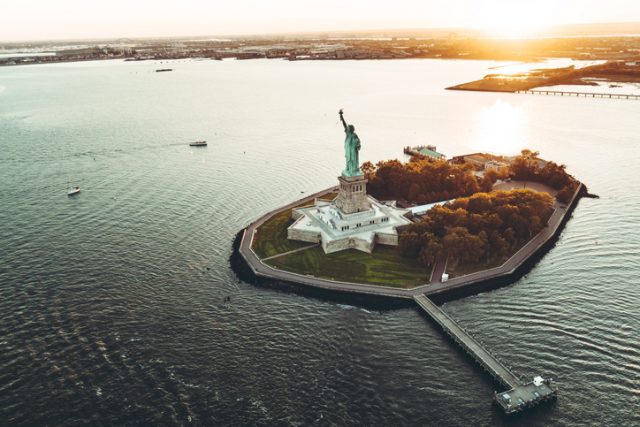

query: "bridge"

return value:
[517, 89, 640, 100]
[414, 295, 557, 414]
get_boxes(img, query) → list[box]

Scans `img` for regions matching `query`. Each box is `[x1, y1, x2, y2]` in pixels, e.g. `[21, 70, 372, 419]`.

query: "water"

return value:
[536, 82, 640, 96]
[0, 53, 57, 59]
[1, 59, 639, 426]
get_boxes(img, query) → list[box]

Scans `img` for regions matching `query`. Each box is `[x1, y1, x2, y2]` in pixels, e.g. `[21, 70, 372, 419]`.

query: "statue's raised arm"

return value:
[339, 109, 348, 131]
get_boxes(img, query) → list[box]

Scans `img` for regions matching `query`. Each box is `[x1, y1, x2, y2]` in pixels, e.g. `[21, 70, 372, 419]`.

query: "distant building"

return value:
[450, 152, 501, 169]
[505, 155, 549, 169]
[453, 152, 549, 171]
[404, 144, 446, 160]
[484, 160, 510, 171]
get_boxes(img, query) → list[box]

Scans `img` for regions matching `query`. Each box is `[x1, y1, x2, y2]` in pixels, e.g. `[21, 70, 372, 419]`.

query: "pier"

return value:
[236, 180, 583, 416]
[517, 89, 640, 100]
[414, 294, 557, 414]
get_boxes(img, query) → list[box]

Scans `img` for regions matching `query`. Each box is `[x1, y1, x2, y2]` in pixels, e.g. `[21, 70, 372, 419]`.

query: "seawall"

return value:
[231, 182, 585, 306]
[427, 183, 585, 304]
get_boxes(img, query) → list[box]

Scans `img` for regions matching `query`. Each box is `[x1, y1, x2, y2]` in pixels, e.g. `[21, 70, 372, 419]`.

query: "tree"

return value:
[442, 227, 486, 265]
[361, 161, 375, 178]
[398, 189, 554, 268]
[467, 192, 493, 213]
[363, 157, 481, 204]
[508, 150, 577, 191]
[556, 184, 576, 203]
[399, 232, 421, 258]
[480, 169, 498, 192]
[419, 232, 442, 267]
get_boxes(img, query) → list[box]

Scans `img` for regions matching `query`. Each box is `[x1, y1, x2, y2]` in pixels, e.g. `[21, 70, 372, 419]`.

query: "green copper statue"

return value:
[339, 109, 362, 177]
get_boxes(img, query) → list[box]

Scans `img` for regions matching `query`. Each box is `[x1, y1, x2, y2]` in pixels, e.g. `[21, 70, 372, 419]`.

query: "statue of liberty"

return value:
[339, 109, 362, 177]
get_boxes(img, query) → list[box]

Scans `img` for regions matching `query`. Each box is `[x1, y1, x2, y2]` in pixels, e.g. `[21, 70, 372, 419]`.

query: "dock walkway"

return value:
[237, 182, 577, 414]
[414, 294, 557, 414]
[518, 89, 640, 100]
[414, 295, 519, 389]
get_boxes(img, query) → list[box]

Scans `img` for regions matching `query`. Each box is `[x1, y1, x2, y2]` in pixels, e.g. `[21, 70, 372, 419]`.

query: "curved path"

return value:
[238, 182, 583, 300]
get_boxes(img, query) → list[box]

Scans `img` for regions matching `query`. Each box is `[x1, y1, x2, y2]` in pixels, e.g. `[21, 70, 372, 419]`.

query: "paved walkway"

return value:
[430, 255, 448, 284]
[238, 182, 582, 300]
[261, 243, 319, 261]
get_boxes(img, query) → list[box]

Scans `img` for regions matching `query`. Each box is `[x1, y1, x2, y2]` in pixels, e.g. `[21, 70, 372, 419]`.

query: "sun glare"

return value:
[475, 0, 554, 38]
[471, 100, 527, 154]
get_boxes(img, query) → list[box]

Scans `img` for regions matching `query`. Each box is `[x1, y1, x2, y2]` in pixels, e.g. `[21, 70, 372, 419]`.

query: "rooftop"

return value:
[409, 199, 454, 216]
[288, 196, 412, 253]
[418, 147, 446, 159]
[292, 197, 410, 241]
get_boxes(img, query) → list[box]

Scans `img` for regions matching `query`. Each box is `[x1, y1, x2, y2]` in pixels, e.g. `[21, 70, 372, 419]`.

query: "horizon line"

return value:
[2, 21, 640, 45]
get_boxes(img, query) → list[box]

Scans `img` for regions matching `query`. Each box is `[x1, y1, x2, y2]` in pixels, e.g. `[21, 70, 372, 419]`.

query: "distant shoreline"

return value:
[2, 34, 639, 68]
[448, 60, 640, 95]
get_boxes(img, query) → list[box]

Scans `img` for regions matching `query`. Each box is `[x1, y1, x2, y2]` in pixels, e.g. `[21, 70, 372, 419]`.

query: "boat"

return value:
[68, 186, 80, 196]
[189, 141, 207, 147]
[156, 68, 173, 72]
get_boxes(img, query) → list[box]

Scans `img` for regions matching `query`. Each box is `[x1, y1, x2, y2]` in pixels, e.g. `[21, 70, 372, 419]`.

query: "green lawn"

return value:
[253, 189, 429, 288]
[266, 245, 430, 288]
[251, 190, 337, 259]
[251, 208, 310, 259]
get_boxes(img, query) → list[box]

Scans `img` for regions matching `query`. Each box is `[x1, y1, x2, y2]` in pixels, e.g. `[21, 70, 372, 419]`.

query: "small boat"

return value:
[67, 186, 80, 196]
[189, 141, 207, 147]
[156, 68, 173, 72]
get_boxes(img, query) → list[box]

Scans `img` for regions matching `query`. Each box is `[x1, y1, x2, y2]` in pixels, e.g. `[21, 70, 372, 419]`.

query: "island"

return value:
[232, 111, 587, 414]
[238, 141, 582, 292]
[448, 60, 640, 96]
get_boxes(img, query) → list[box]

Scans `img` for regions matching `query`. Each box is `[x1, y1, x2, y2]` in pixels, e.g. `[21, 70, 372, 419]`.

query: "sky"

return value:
[1, 0, 640, 41]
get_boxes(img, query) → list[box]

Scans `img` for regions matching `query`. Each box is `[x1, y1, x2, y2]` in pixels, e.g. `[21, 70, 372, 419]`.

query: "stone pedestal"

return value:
[335, 174, 371, 214]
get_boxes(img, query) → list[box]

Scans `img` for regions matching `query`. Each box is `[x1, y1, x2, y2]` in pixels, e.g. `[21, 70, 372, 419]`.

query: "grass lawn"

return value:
[251, 208, 310, 259]
[266, 245, 430, 288]
[251, 189, 337, 259]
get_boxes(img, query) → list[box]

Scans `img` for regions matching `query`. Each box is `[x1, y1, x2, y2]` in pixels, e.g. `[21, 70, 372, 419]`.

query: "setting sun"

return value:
[474, 0, 554, 38]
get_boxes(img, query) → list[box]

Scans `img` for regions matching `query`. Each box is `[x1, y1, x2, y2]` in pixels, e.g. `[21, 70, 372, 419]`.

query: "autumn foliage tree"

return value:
[399, 190, 554, 269]
[362, 158, 480, 204]
[509, 149, 579, 202]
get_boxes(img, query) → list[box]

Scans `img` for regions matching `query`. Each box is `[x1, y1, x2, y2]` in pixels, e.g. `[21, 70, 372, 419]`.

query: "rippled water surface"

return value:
[1, 59, 639, 426]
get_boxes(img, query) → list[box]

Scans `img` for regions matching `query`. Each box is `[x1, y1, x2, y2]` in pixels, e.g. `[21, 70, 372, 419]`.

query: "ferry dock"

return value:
[414, 295, 558, 414]
[517, 89, 640, 100]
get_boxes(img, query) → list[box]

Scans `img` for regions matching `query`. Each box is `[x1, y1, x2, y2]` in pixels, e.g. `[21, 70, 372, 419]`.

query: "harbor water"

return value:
[0, 58, 639, 426]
